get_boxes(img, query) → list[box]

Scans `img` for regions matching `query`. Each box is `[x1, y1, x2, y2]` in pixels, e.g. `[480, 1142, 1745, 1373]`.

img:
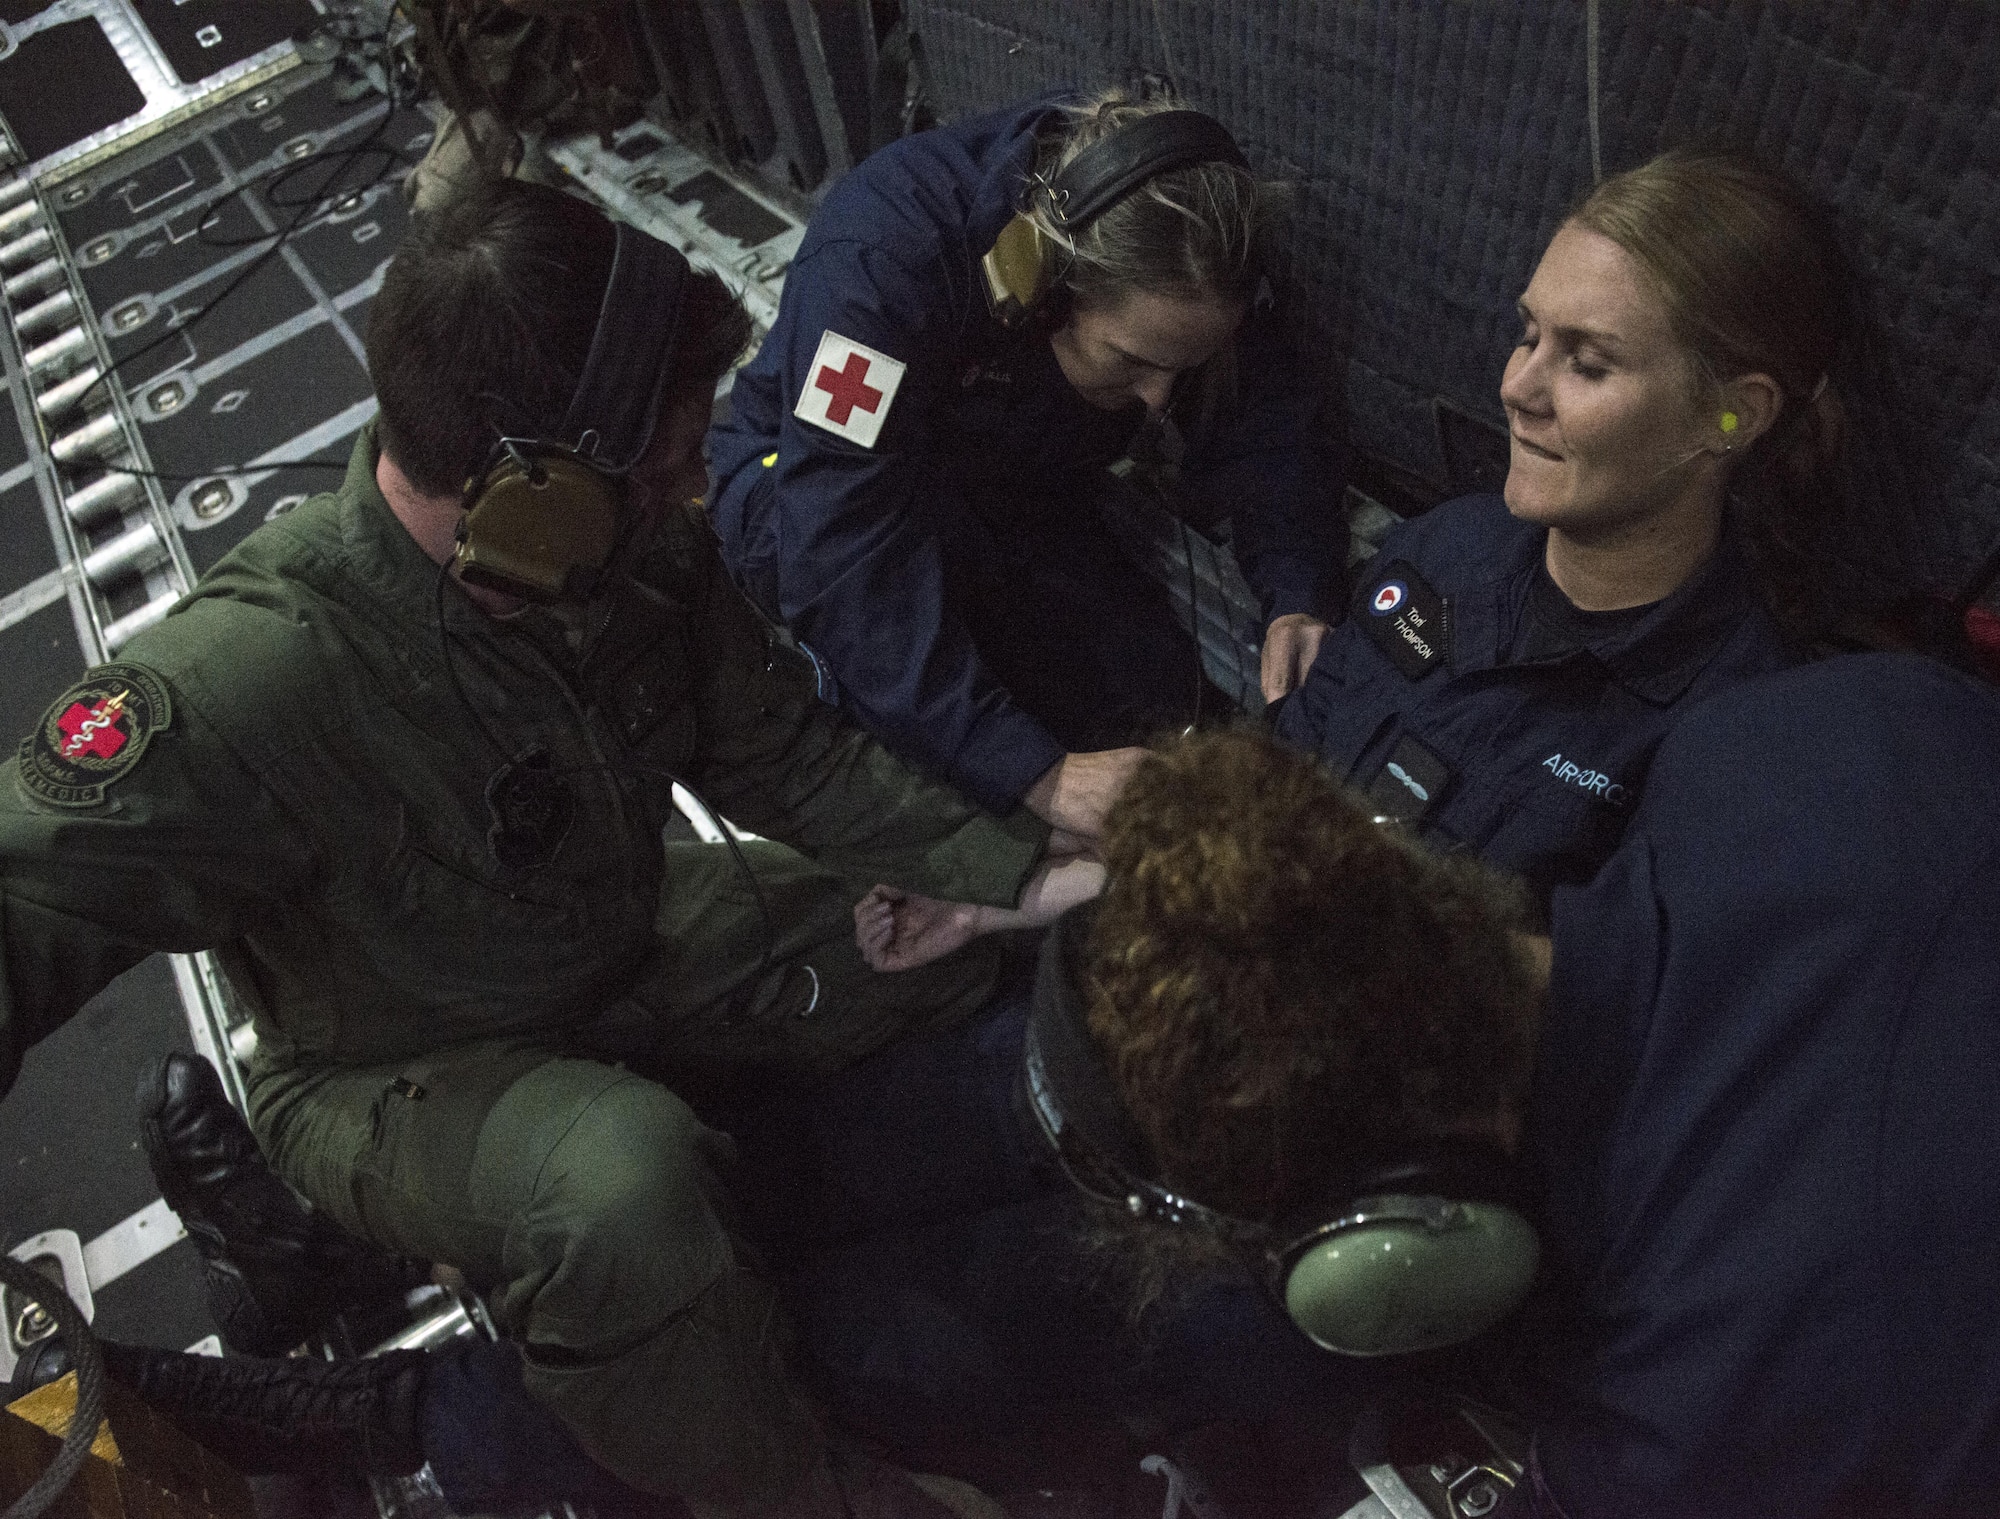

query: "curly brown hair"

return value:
[1085, 728, 1543, 1226]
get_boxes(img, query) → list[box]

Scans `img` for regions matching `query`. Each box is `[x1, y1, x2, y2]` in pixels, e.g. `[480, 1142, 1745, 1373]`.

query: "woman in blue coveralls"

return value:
[709, 87, 1345, 839]
[1276, 148, 1856, 903]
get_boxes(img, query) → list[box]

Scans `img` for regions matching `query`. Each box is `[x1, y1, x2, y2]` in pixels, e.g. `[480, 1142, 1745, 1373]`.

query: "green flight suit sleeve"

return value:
[0, 661, 317, 1096]
[675, 506, 1047, 907]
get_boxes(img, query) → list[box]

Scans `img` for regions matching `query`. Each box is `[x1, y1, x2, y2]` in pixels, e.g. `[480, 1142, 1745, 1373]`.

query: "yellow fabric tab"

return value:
[762, 452, 778, 467]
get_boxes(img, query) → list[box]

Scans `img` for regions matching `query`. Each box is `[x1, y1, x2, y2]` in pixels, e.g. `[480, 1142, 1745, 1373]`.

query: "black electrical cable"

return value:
[1176, 512, 1205, 730]
[78, 125, 404, 424]
[75, 22, 419, 485]
[0, 1255, 105, 1519]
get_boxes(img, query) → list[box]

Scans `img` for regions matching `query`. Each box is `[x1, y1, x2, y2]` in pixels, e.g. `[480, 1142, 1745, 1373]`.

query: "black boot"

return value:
[137, 1052, 421, 1355]
[69, 1341, 429, 1478]
[7, 1331, 73, 1402]
[13, 1338, 680, 1514]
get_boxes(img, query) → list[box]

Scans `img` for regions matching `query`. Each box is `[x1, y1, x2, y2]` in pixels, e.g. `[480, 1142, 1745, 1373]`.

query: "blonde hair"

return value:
[1571, 148, 1859, 629]
[1020, 86, 1272, 311]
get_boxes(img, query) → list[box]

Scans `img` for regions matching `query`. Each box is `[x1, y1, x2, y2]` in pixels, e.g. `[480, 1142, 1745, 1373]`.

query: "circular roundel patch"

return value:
[18, 664, 172, 809]
[1371, 580, 1408, 616]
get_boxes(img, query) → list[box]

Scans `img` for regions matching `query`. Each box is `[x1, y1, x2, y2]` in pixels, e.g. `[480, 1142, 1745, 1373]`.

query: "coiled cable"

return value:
[0, 1254, 104, 1519]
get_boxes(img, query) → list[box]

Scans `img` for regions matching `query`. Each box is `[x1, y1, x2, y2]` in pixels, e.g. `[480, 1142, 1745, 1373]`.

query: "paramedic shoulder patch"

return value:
[18, 664, 172, 808]
[793, 330, 906, 448]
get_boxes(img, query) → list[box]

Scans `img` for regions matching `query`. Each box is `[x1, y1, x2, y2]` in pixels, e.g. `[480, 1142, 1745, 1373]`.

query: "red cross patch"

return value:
[19, 664, 172, 809]
[793, 330, 906, 449]
[59, 695, 132, 759]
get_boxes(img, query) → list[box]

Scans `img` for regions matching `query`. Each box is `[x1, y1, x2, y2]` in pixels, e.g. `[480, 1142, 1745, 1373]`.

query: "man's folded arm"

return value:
[680, 516, 1049, 909]
[0, 681, 315, 1096]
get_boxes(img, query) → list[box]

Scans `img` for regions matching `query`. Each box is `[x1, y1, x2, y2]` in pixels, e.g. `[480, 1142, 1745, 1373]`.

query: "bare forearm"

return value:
[970, 856, 1106, 933]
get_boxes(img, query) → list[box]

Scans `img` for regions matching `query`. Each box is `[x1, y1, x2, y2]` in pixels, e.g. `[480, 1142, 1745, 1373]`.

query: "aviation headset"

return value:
[453, 220, 691, 604]
[435, 223, 801, 982]
[1023, 902, 1541, 1358]
[981, 107, 1251, 328]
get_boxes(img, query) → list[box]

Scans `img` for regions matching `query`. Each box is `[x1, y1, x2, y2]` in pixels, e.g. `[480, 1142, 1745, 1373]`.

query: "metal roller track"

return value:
[0, 169, 246, 1114]
[0, 179, 193, 651]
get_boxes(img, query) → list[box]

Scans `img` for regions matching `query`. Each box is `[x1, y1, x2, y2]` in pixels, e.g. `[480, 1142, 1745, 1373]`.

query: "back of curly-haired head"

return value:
[1085, 729, 1543, 1226]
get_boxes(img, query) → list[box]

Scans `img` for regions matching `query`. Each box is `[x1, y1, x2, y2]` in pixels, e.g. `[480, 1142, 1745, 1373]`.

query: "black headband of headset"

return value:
[556, 221, 691, 473]
[1026, 903, 1525, 1237]
[1028, 900, 1164, 1186]
[1044, 109, 1250, 233]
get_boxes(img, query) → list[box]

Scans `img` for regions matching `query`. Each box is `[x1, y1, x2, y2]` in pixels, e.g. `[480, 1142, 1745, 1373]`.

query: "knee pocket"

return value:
[496, 1070, 739, 1337]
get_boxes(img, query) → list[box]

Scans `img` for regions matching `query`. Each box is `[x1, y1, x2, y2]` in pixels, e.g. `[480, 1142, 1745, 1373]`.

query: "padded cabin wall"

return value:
[904, 0, 2000, 610]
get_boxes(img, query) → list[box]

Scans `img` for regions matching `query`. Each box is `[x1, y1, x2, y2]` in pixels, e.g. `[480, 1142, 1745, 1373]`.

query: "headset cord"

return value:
[429, 561, 785, 988]
[1176, 512, 1205, 731]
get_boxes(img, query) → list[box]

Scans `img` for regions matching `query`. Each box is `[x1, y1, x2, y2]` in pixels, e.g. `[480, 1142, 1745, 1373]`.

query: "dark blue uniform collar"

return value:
[1447, 513, 1770, 706]
[961, 93, 1076, 261]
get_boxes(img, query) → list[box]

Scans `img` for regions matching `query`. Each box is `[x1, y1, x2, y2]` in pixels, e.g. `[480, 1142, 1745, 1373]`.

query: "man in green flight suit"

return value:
[0, 179, 1090, 1516]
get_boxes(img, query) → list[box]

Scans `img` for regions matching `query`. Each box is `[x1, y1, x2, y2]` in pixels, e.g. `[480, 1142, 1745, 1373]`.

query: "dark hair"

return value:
[365, 178, 749, 496]
[1023, 86, 1272, 312]
[1571, 148, 1860, 628]
[675, 265, 755, 422]
[1085, 729, 1542, 1227]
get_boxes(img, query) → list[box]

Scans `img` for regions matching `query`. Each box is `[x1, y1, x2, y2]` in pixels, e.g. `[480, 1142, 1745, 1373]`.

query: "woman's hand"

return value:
[1022, 749, 1148, 839]
[855, 855, 1109, 972]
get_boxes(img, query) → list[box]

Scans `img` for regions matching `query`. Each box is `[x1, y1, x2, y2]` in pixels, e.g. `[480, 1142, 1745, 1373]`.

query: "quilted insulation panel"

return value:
[904, 0, 2000, 610]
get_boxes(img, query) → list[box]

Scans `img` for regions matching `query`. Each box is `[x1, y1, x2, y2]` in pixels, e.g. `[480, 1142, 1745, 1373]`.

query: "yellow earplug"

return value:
[1719, 411, 1739, 434]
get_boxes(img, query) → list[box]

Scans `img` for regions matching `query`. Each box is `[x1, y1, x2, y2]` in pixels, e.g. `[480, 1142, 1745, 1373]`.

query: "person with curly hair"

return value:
[1076, 727, 1542, 1229]
[763, 730, 1542, 1467]
[835, 652, 2000, 1514]
[849, 727, 1543, 1247]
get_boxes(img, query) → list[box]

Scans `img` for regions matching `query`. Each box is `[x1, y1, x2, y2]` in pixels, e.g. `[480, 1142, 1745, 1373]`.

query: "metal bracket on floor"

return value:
[547, 124, 804, 337]
[0, 1197, 199, 1380]
[0, 1229, 92, 1384]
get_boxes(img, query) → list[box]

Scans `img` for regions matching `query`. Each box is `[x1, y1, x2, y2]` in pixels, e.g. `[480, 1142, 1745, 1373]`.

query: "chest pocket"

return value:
[360, 817, 652, 1053]
[587, 512, 713, 775]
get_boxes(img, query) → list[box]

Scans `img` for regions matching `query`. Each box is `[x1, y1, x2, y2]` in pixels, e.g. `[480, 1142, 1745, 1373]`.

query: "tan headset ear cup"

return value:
[455, 451, 622, 603]
[980, 215, 1056, 327]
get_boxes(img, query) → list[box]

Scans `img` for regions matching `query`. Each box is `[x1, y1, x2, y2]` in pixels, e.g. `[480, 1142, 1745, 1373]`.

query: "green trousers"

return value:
[244, 841, 998, 1510]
